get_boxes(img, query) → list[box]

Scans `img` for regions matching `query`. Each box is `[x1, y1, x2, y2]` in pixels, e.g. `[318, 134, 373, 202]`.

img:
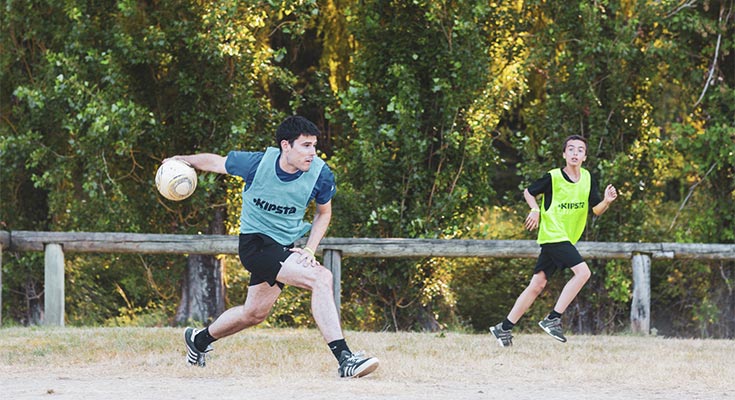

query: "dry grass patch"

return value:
[0, 327, 732, 399]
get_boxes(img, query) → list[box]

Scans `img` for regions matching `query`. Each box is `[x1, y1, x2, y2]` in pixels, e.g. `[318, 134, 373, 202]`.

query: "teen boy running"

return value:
[490, 135, 618, 346]
[166, 116, 379, 377]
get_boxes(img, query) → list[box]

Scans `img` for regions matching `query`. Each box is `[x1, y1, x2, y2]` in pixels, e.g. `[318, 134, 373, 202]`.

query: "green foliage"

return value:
[332, 0, 520, 330]
[1, 0, 733, 337]
[1, 0, 272, 325]
[652, 260, 735, 338]
[452, 258, 530, 331]
[499, 0, 735, 336]
[267, 286, 315, 327]
[0, 253, 45, 325]
[603, 260, 632, 304]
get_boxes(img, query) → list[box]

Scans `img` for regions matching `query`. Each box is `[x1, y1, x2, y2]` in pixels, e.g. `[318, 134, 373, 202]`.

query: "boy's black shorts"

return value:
[238, 233, 293, 289]
[534, 241, 584, 279]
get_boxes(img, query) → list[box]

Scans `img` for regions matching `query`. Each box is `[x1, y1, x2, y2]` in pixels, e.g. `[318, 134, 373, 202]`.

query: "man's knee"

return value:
[312, 266, 334, 289]
[573, 262, 591, 282]
[529, 273, 547, 294]
[242, 307, 269, 325]
[280, 256, 333, 290]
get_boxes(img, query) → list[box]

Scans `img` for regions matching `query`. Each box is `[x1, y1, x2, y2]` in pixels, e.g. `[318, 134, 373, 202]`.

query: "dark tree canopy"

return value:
[1, 0, 733, 337]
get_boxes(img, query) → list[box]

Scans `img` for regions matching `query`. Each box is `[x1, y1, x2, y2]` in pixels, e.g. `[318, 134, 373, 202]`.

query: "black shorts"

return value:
[534, 241, 584, 279]
[238, 233, 293, 289]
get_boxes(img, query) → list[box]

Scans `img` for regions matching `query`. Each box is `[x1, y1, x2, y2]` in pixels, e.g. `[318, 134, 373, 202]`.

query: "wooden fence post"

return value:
[631, 252, 651, 335]
[322, 249, 342, 318]
[44, 243, 65, 326]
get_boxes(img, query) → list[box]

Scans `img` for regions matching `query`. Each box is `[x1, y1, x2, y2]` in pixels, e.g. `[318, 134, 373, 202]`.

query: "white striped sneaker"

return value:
[184, 327, 213, 367]
[489, 322, 513, 347]
[338, 350, 379, 378]
[538, 317, 567, 343]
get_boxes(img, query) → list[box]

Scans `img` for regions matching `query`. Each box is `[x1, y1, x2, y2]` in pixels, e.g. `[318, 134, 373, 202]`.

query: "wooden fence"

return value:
[1, 230, 734, 332]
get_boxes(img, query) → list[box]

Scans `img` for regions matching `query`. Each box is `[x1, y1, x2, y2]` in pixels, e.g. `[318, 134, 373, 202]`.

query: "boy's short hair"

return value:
[563, 135, 588, 154]
[276, 116, 321, 148]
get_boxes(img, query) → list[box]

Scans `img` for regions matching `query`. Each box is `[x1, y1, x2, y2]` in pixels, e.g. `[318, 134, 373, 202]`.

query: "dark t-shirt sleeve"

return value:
[589, 175, 602, 208]
[527, 173, 551, 197]
[225, 151, 263, 180]
[315, 165, 336, 205]
[527, 173, 552, 210]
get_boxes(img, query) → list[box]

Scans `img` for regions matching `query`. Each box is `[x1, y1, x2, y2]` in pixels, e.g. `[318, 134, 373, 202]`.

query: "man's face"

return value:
[280, 134, 318, 173]
[563, 139, 587, 167]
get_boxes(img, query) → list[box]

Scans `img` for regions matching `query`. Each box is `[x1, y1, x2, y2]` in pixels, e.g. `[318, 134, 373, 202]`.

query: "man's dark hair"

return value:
[562, 135, 588, 154]
[276, 116, 321, 148]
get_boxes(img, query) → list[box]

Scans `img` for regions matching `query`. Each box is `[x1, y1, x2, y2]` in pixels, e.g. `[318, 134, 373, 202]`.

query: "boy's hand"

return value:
[604, 184, 618, 203]
[524, 210, 540, 231]
[291, 247, 321, 267]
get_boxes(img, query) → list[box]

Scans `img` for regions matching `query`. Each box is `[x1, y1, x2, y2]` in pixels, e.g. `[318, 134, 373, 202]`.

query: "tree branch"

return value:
[693, 32, 721, 108]
[693, 0, 732, 108]
[668, 163, 716, 232]
[664, 0, 697, 19]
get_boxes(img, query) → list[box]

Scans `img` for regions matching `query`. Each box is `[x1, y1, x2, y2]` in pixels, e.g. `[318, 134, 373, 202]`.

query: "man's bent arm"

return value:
[592, 184, 618, 216]
[166, 153, 227, 174]
[304, 200, 332, 252]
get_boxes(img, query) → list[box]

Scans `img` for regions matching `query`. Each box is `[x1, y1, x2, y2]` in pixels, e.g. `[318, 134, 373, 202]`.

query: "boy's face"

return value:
[563, 139, 587, 167]
[280, 134, 318, 173]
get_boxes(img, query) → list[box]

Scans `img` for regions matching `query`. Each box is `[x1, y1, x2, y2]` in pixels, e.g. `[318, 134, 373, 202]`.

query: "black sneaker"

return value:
[489, 322, 513, 347]
[184, 327, 213, 367]
[338, 350, 379, 378]
[538, 317, 567, 343]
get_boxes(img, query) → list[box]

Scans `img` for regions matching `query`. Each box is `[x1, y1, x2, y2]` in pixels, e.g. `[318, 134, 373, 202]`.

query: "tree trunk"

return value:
[174, 207, 226, 325]
[25, 278, 44, 326]
[416, 305, 441, 332]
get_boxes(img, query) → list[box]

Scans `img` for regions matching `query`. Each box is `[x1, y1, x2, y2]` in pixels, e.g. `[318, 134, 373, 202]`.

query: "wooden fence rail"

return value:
[1, 230, 734, 332]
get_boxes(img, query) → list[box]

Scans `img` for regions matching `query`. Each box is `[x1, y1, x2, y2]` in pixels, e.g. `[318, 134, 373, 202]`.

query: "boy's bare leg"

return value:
[277, 254, 379, 378]
[276, 254, 343, 342]
[507, 272, 547, 323]
[552, 262, 591, 314]
[208, 282, 282, 339]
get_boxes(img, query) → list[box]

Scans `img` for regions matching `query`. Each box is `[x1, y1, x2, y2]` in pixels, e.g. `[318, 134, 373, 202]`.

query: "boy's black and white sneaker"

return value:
[338, 350, 379, 378]
[489, 322, 513, 347]
[538, 317, 567, 343]
[184, 327, 213, 367]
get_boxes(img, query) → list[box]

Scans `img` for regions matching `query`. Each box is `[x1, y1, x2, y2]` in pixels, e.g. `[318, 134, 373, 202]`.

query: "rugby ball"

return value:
[155, 159, 197, 201]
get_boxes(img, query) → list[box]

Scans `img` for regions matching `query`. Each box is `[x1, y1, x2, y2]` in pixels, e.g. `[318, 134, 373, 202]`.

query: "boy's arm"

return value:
[304, 200, 332, 252]
[293, 200, 332, 266]
[592, 184, 618, 216]
[523, 188, 541, 231]
[163, 153, 227, 174]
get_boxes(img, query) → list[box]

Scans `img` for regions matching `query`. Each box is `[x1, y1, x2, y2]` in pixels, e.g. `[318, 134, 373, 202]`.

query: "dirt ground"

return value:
[1, 372, 684, 400]
[1, 327, 733, 400]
